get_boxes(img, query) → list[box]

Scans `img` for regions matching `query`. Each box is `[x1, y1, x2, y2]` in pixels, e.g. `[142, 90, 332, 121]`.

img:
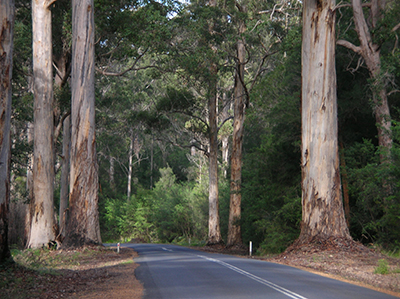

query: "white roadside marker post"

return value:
[249, 241, 252, 257]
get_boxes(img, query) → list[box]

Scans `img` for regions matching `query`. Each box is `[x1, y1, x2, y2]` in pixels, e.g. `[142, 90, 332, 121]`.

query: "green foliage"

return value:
[374, 259, 390, 275]
[342, 135, 400, 249]
[101, 167, 209, 243]
[239, 30, 302, 253]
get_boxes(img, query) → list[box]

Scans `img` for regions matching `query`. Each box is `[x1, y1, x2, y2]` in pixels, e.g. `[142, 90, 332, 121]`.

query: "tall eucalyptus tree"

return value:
[298, 0, 350, 243]
[27, 0, 57, 249]
[227, 1, 246, 247]
[63, 0, 101, 247]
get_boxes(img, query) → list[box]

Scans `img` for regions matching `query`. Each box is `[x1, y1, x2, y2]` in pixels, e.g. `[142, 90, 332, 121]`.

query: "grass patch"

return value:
[374, 259, 390, 275]
[120, 259, 134, 265]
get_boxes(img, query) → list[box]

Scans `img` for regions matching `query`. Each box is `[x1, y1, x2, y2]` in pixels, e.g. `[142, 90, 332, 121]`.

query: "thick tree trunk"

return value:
[63, 0, 101, 247]
[0, 0, 14, 262]
[27, 0, 56, 248]
[299, 0, 350, 243]
[227, 17, 246, 247]
[59, 115, 70, 239]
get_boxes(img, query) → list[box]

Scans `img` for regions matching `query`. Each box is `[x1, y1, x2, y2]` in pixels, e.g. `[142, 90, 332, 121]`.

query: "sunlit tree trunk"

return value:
[227, 8, 246, 247]
[27, 0, 56, 249]
[64, 0, 101, 247]
[0, 0, 15, 262]
[298, 0, 350, 243]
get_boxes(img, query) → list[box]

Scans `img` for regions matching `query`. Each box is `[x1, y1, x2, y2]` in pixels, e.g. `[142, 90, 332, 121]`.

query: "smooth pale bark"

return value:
[27, 0, 56, 248]
[337, 0, 392, 162]
[59, 115, 70, 239]
[206, 0, 223, 246]
[0, 0, 14, 262]
[64, 0, 101, 247]
[227, 15, 246, 247]
[299, 0, 350, 242]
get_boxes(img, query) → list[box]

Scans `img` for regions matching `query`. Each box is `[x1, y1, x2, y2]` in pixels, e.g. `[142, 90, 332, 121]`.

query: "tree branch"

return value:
[334, 2, 371, 10]
[392, 22, 400, 33]
[54, 110, 71, 141]
[336, 39, 362, 54]
[46, 0, 57, 8]
[95, 49, 149, 77]
[96, 64, 159, 77]
[217, 116, 233, 133]
[388, 90, 400, 96]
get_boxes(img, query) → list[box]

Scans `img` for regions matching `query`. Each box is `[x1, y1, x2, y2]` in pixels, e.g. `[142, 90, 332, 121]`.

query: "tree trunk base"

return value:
[61, 234, 102, 249]
[226, 243, 247, 255]
[285, 236, 369, 255]
[205, 240, 225, 247]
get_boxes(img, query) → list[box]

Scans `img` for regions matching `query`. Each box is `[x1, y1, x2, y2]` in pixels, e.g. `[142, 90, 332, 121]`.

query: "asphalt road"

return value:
[125, 243, 397, 299]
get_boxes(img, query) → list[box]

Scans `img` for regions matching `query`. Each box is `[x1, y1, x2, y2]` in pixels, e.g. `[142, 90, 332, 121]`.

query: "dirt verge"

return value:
[1, 246, 143, 299]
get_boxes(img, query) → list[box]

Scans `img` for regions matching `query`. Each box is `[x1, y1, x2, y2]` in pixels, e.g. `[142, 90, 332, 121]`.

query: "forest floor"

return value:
[1, 240, 400, 298]
[0, 245, 143, 299]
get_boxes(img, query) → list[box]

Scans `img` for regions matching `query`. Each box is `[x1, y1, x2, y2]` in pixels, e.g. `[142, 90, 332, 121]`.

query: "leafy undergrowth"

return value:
[0, 245, 143, 299]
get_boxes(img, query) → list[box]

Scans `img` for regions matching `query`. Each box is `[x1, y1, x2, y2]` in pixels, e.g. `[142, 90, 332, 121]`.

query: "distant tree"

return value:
[0, 0, 15, 262]
[298, 0, 350, 243]
[63, 0, 101, 247]
[27, 0, 57, 248]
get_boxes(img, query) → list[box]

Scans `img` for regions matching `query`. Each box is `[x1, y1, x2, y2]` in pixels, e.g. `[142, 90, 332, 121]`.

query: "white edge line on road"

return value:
[197, 255, 309, 299]
[162, 247, 173, 252]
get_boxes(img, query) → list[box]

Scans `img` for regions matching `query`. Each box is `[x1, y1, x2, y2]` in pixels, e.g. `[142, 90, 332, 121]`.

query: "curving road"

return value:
[125, 243, 397, 299]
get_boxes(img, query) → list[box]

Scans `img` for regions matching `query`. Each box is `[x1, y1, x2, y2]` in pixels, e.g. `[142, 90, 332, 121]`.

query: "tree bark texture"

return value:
[28, 0, 56, 248]
[300, 0, 350, 242]
[0, 0, 14, 262]
[59, 115, 70, 239]
[337, 0, 392, 161]
[207, 89, 222, 245]
[227, 17, 246, 247]
[64, 0, 101, 247]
